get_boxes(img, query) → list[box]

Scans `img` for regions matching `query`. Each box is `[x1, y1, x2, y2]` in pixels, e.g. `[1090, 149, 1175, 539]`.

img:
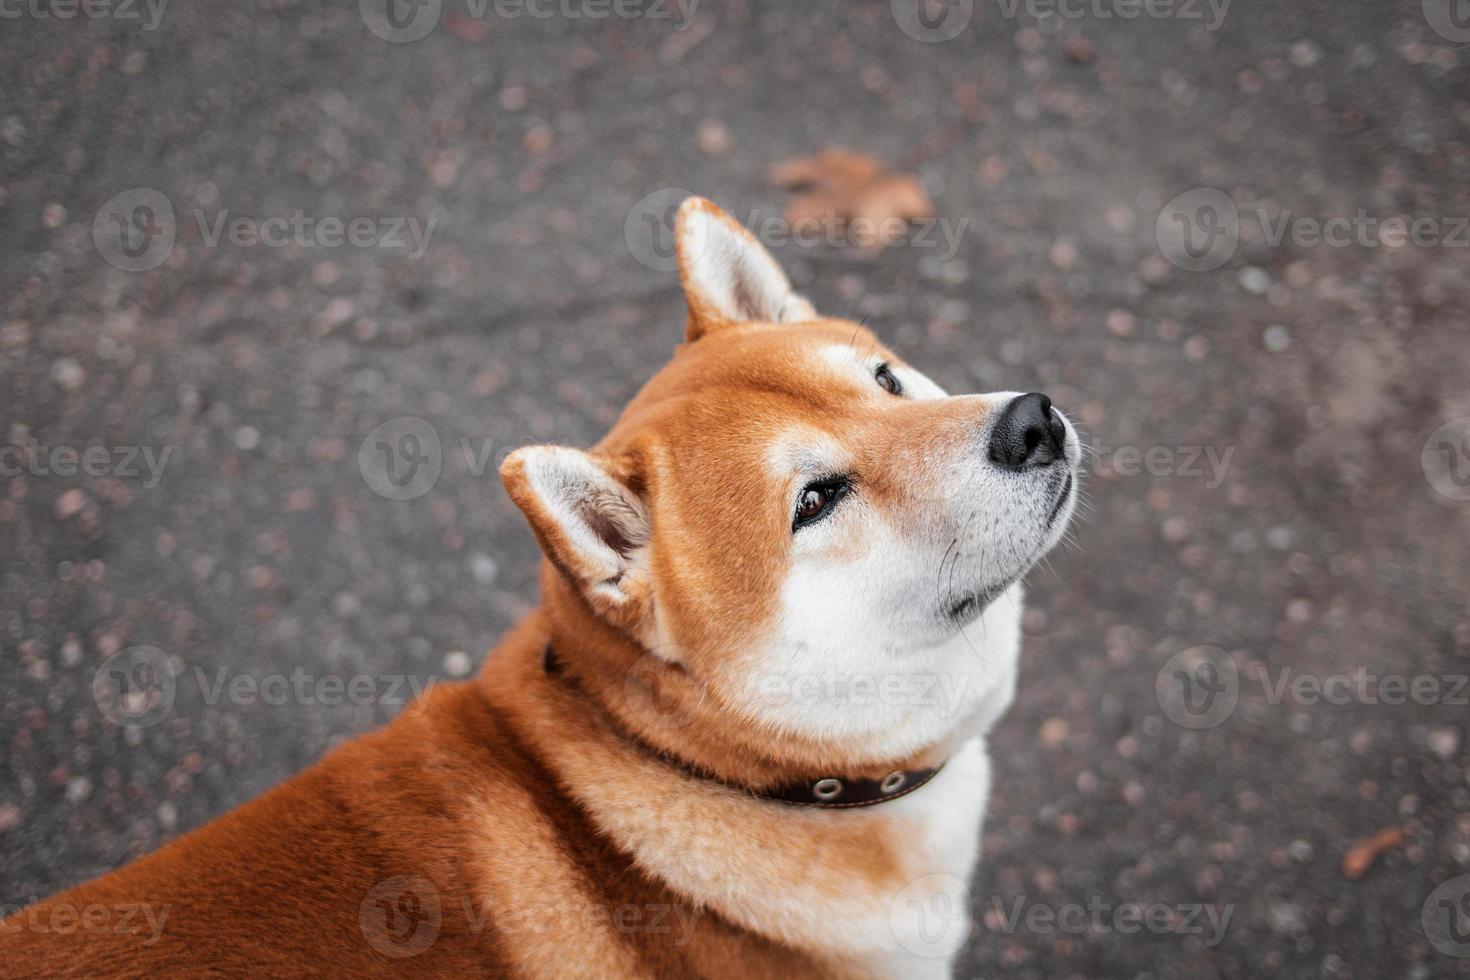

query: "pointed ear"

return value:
[675, 196, 817, 342]
[500, 446, 653, 636]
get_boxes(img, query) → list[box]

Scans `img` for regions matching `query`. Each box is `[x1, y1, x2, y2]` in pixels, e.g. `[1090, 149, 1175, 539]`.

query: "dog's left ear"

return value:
[500, 446, 653, 637]
[675, 196, 817, 342]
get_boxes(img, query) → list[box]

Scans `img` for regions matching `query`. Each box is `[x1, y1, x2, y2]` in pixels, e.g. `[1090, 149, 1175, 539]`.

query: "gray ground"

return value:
[2, 1, 1469, 976]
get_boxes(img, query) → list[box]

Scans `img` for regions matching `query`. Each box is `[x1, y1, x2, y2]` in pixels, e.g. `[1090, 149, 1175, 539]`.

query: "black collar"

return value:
[542, 645, 945, 810]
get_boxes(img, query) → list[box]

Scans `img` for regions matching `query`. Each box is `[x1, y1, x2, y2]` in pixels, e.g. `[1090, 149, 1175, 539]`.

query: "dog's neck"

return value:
[538, 641, 949, 809]
[476, 597, 1001, 969]
[498, 567, 969, 793]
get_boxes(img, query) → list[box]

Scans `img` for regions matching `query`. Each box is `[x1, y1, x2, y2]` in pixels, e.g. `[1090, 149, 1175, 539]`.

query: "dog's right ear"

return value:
[675, 196, 817, 342]
[500, 446, 653, 637]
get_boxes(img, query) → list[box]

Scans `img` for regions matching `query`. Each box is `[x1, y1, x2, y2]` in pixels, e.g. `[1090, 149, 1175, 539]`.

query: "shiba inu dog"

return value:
[3, 197, 1079, 978]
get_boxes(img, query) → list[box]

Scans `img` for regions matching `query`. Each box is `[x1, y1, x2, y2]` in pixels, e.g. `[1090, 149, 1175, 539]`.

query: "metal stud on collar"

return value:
[812, 778, 844, 801]
[880, 771, 907, 794]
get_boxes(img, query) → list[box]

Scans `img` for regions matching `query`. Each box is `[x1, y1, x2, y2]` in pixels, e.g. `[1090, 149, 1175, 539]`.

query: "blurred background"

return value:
[2, 1, 1469, 976]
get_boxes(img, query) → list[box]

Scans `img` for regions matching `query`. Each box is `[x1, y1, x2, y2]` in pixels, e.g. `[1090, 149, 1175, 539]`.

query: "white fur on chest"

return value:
[585, 600, 1021, 977]
[862, 735, 993, 978]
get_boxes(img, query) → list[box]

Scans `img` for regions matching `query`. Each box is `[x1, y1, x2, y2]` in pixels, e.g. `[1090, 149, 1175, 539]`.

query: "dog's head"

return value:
[502, 197, 1079, 760]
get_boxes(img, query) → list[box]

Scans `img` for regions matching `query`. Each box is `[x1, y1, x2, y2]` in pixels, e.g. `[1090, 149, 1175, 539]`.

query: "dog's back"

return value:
[4, 623, 828, 979]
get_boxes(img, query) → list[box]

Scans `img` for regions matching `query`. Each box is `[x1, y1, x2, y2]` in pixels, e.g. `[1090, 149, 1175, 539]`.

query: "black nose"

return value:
[988, 392, 1067, 470]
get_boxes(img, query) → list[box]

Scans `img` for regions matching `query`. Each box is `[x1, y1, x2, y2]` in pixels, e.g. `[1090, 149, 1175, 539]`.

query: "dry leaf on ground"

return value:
[1341, 827, 1407, 879]
[770, 148, 934, 249]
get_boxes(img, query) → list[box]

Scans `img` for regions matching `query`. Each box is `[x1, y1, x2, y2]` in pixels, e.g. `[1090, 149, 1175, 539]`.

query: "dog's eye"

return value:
[793, 479, 848, 531]
[875, 363, 903, 396]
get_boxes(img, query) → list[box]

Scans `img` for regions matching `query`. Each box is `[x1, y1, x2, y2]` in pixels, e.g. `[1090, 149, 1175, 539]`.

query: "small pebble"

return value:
[697, 119, 732, 157]
[1268, 900, 1306, 935]
[54, 489, 88, 519]
[1267, 525, 1296, 550]
[65, 776, 93, 804]
[523, 127, 554, 156]
[1290, 41, 1322, 68]
[470, 554, 499, 583]
[1239, 267, 1271, 294]
[1105, 310, 1136, 337]
[444, 651, 473, 678]
[1048, 239, 1079, 269]
[1062, 36, 1096, 64]
[0, 803, 21, 833]
[1428, 727, 1461, 760]
[50, 358, 84, 391]
[1039, 717, 1069, 747]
